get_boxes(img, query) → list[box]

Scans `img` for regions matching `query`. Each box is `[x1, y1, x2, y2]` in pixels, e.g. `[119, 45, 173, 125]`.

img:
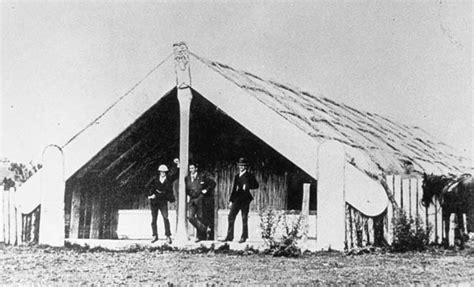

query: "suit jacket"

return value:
[185, 172, 216, 199]
[229, 171, 259, 203]
[147, 176, 174, 203]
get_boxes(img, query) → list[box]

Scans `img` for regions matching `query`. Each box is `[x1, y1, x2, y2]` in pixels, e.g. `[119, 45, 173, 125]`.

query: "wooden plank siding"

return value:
[65, 161, 301, 239]
[215, 164, 288, 211]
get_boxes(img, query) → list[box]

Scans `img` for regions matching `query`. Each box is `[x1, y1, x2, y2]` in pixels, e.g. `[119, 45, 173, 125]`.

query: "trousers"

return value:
[189, 196, 208, 239]
[150, 200, 171, 237]
[225, 198, 250, 240]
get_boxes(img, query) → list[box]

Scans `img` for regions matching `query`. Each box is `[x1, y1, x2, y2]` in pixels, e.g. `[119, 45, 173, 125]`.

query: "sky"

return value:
[1, 1, 472, 166]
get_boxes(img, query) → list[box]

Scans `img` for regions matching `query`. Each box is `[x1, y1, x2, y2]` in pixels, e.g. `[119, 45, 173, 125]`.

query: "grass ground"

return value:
[1, 243, 473, 285]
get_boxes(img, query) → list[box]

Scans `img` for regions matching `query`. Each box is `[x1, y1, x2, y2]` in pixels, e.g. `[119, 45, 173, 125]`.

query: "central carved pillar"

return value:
[174, 42, 192, 244]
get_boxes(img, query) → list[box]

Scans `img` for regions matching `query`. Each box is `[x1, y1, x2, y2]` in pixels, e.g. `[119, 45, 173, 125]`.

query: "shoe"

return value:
[220, 238, 232, 242]
[206, 227, 212, 240]
[166, 236, 172, 244]
[151, 236, 159, 243]
[238, 238, 247, 243]
[195, 238, 203, 243]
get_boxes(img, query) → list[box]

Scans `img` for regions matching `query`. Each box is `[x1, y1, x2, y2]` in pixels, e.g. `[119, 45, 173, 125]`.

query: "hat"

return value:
[158, 164, 169, 172]
[236, 157, 249, 166]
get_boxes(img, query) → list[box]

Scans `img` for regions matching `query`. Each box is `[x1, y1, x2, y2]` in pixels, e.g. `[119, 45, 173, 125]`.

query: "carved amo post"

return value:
[174, 42, 192, 244]
[316, 141, 345, 251]
[39, 145, 65, 246]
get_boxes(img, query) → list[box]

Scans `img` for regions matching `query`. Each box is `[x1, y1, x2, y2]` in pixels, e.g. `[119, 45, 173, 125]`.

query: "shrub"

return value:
[391, 210, 431, 252]
[259, 208, 282, 249]
[259, 208, 307, 257]
[273, 214, 306, 257]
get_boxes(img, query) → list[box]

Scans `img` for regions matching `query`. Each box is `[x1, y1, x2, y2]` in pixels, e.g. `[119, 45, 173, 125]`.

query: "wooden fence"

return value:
[384, 174, 443, 245]
[1, 187, 41, 245]
[345, 174, 444, 248]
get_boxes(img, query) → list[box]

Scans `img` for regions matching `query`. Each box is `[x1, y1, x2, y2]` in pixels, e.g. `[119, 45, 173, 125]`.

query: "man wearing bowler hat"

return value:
[222, 157, 259, 243]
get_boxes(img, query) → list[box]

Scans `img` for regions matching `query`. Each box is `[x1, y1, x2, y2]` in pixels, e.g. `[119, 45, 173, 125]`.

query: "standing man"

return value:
[185, 162, 216, 242]
[222, 157, 259, 243]
[147, 164, 174, 244]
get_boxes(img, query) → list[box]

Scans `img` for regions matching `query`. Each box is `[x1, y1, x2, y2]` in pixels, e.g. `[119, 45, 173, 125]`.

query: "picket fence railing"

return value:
[384, 174, 444, 245]
[1, 187, 40, 245]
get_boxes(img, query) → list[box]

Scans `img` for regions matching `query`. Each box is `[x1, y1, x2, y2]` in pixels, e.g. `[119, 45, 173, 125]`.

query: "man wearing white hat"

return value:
[147, 164, 174, 244]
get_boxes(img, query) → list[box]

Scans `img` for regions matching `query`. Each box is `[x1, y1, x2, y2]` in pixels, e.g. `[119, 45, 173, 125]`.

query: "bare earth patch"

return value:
[1, 244, 473, 285]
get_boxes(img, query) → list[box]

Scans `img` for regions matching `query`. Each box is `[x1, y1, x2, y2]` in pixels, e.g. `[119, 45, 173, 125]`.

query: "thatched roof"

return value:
[191, 53, 470, 176]
[23, 49, 470, 182]
[17, 48, 469, 216]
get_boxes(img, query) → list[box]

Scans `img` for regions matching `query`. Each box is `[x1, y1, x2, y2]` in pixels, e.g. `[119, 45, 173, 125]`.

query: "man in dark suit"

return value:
[222, 157, 259, 243]
[185, 162, 216, 242]
[147, 164, 175, 244]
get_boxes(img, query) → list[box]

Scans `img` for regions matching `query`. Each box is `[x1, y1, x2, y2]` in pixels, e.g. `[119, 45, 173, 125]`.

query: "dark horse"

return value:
[421, 173, 474, 248]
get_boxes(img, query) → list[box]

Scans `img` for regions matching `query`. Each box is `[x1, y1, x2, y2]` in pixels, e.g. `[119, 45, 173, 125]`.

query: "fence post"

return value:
[0, 188, 3, 242]
[435, 200, 443, 244]
[39, 145, 65, 246]
[8, 187, 16, 245]
[300, 183, 310, 249]
[402, 178, 410, 212]
[409, 178, 417, 219]
[2, 189, 9, 244]
[463, 214, 468, 235]
[448, 214, 455, 247]
[316, 141, 345, 251]
[384, 175, 394, 245]
[427, 200, 436, 243]
[416, 178, 425, 227]
[16, 197, 22, 245]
